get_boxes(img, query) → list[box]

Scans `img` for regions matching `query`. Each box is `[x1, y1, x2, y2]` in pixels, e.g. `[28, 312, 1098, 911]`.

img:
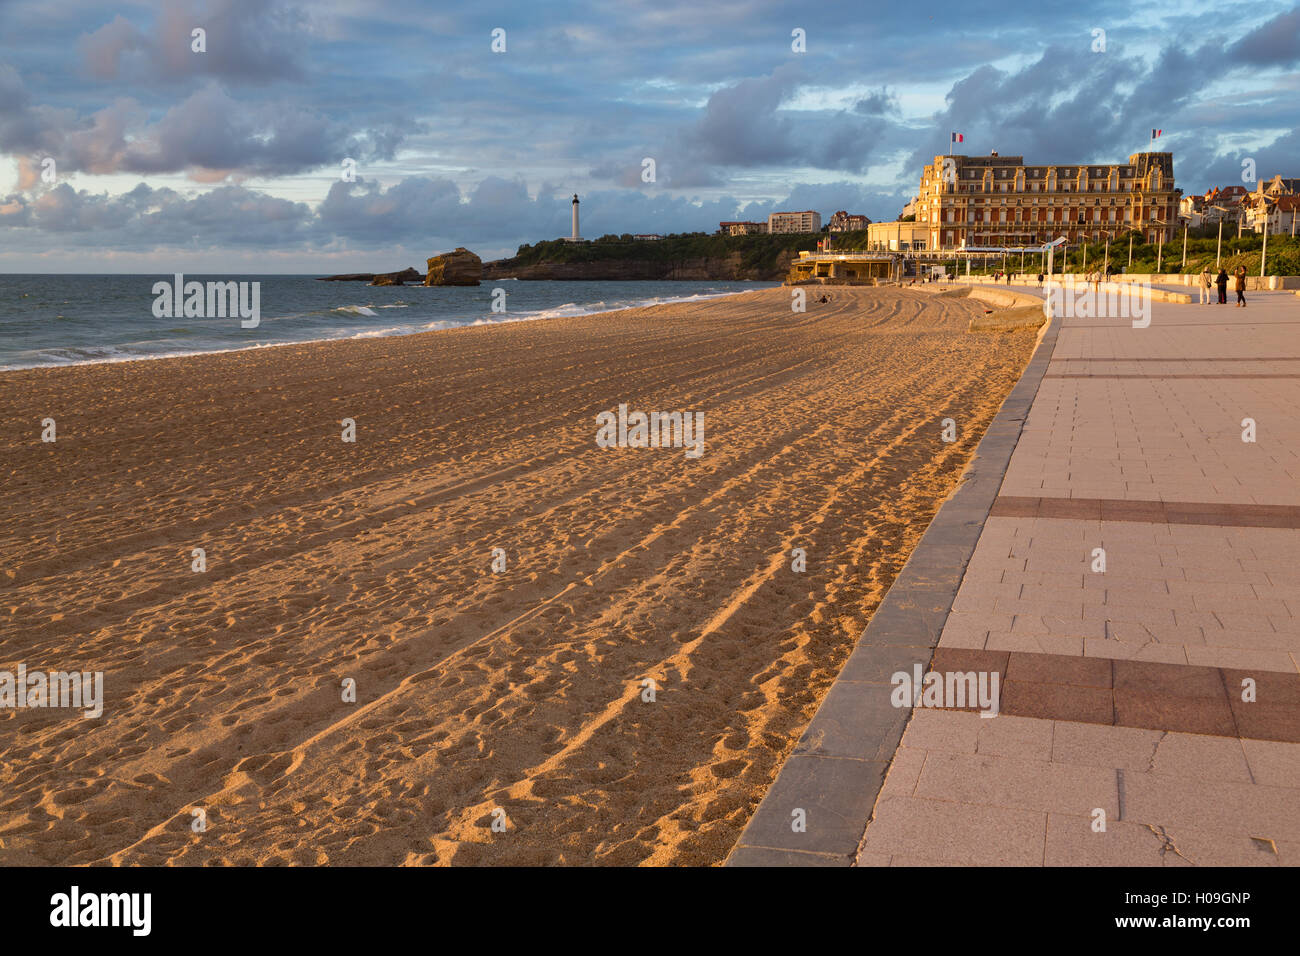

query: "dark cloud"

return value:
[0, 71, 411, 178]
[854, 88, 898, 115]
[1228, 7, 1300, 66]
[80, 0, 309, 84]
[0, 181, 313, 244]
[908, 39, 1224, 176]
[679, 65, 894, 175]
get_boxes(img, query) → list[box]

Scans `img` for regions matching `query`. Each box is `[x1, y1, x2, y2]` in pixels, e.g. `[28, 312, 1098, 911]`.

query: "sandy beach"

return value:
[0, 285, 1036, 866]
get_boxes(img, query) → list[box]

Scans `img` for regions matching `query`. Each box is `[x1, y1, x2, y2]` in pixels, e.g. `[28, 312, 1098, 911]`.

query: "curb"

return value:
[725, 301, 1063, 866]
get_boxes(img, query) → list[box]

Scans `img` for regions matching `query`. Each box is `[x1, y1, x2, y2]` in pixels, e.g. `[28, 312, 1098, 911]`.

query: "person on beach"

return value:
[1235, 266, 1247, 307]
[1199, 267, 1212, 305]
[1216, 268, 1229, 304]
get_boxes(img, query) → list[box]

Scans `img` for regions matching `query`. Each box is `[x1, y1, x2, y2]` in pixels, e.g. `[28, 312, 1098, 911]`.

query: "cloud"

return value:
[80, 0, 309, 84]
[854, 88, 898, 115]
[0, 173, 908, 260]
[677, 65, 894, 176]
[1228, 7, 1300, 66]
[0, 180, 317, 259]
[0, 69, 411, 179]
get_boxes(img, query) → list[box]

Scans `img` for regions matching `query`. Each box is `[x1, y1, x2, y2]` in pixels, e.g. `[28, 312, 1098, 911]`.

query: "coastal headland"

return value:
[0, 286, 1037, 865]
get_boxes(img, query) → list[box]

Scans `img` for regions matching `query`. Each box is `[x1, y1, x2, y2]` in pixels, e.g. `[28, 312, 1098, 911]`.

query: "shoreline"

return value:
[0, 284, 776, 375]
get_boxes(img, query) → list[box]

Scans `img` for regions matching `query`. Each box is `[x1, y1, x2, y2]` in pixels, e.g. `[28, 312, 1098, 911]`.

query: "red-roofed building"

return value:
[1260, 195, 1300, 236]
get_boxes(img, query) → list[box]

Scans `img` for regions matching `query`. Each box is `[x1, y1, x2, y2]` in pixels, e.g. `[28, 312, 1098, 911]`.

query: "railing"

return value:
[798, 252, 895, 261]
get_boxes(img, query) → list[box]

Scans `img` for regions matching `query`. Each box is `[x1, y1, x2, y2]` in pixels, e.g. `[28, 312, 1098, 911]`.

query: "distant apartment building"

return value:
[828, 210, 871, 232]
[1259, 196, 1300, 235]
[1179, 193, 1204, 227]
[865, 220, 930, 252]
[1244, 175, 1300, 233]
[900, 196, 920, 220]
[718, 220, 768, 236]
[1253, 175, 1300, 201]
[767, 210, 822, 234]
[632, 234, 663, 240]
[911, 150, 1179, 249]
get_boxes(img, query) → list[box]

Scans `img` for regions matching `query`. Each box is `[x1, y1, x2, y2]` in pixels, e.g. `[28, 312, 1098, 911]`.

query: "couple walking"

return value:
[1199, 266, 1248, 307]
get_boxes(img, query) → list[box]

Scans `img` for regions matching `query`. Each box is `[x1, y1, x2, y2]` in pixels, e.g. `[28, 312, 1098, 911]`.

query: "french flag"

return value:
[951, 132, 964, 144]
[1151, 128, 1162, 139]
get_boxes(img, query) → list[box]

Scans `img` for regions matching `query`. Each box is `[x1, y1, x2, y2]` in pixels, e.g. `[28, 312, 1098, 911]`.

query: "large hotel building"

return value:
[907, 151, 1178, 251]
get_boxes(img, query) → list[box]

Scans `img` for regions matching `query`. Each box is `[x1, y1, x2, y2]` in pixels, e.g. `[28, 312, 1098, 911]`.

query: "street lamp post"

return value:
[1261, 213, 1269, 278]
[1216, 219, 1223, 269]
[1127, 233, 1133, 270]
[1181, 223, 1188, 270]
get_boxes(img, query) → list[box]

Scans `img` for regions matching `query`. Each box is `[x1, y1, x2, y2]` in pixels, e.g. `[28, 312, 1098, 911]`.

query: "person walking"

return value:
[1037, 272, 1044, 289]
[1199, 267, 1212, 305]
[1215, 268, 1229, 304]
[1235, 266, 1247, 308]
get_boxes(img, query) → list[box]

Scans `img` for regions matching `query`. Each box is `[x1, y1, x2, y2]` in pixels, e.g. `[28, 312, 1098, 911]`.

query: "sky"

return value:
[1, 0, 1298, 272]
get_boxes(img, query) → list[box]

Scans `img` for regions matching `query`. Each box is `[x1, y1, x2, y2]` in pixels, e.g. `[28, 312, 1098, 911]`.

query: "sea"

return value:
[0, 276, 778, 371]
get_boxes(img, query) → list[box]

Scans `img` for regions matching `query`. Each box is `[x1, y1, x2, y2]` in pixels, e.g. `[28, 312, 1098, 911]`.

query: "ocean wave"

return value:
[0, 284, 768, 370]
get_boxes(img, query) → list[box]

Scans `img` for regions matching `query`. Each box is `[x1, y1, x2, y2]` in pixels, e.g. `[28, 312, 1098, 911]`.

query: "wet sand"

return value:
[0, 286, 1036, 865]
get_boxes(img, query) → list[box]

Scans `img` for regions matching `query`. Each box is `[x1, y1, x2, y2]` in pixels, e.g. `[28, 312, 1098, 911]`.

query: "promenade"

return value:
[730, 286, 1300, 866]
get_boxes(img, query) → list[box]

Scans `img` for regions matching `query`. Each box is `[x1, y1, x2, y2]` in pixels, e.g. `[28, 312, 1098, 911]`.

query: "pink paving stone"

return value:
[986, 631, 1085, 656]
[1044, 814, 1194, 867]
[855, 852, 894, 866]
[1240, 738, 1300, 788]
[860, 796, 1047, 866]
[1080, 639, 1190, 665]
[879, 746, 927, 798]
[1120, 774, 1300, 843]
[899, 709, 983, 753]
[913, 751, 1120, 818]
[1147, 731, 1254, 783]
[1184, 645, 1298, 674]
[1050, 720, 1165, 770]
[973, 714, 1055, 761]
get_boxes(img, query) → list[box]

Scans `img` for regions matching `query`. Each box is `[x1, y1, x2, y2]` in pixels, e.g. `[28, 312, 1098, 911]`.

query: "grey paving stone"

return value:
[793, 680, 911, 761]
[733, 754, 889, 856]
[725, 846, 853, 867]
[838, 644, 933, 684]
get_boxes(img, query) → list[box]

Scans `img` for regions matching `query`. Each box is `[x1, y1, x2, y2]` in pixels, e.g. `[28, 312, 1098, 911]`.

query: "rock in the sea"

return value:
[369, 267, 421, 286]
[425, 248, 482, 286]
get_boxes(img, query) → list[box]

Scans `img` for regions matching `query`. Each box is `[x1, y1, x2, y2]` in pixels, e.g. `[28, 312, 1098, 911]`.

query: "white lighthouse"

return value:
[564, 193, 585, 242]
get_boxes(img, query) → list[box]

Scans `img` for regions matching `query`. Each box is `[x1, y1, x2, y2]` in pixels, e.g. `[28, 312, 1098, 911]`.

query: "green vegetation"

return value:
[961, 230, 1300, 277]
[503, 231, 825, 275]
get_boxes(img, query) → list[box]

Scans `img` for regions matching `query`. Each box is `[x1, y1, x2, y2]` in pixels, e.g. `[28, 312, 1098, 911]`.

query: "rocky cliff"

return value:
[370, 267, 421, 286]
[425, 247, 482, 286]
